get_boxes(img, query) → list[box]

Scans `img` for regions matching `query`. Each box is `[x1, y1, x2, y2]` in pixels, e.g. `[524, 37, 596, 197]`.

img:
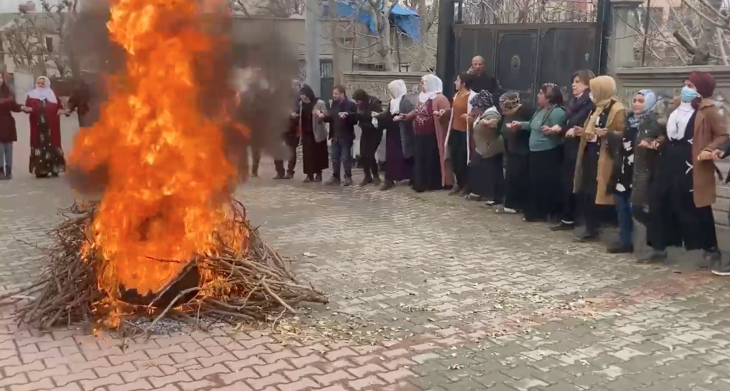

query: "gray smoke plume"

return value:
[65, 0, 298, 195]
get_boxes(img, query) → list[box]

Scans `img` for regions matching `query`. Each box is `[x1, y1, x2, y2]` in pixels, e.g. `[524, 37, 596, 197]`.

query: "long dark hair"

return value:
[299, 84, 317, 109]
[0, 72, 13, 97]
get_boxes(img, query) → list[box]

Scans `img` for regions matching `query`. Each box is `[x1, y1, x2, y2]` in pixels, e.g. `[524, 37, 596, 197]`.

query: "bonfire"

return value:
[0, 0, 326, 331]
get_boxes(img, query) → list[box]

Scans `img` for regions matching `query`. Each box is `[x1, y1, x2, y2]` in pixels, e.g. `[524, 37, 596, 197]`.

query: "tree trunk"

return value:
[374, 7, 395, 71]
[411, 0, 429, 71]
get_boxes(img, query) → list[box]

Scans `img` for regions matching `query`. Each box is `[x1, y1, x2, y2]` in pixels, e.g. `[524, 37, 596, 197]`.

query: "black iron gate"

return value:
[455, 23, 598, 105]
[436, 0, 610, 103]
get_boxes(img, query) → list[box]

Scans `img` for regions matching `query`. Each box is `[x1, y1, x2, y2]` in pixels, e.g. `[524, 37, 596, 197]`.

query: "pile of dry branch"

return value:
[0, 201, 327, 332]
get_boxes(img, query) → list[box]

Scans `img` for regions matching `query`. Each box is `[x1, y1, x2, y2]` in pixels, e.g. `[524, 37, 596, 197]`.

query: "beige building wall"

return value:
[230, 16, 432, 72]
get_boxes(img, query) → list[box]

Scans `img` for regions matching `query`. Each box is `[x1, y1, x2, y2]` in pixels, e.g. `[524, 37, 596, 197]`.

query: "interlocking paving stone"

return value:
[1, 119, 730, 390]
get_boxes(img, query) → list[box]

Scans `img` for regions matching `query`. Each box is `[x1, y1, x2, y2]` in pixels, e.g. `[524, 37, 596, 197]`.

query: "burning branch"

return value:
[0, 201, 327, 331]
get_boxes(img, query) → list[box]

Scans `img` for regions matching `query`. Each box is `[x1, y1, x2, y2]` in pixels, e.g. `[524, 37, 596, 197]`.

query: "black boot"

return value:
[359, 176, 373, 187]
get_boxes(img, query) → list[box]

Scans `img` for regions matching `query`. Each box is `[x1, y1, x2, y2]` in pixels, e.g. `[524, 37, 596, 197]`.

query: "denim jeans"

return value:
[0, 143, 12, 169]
[329, 137, 353, 179]
[615, 191, 633, 247]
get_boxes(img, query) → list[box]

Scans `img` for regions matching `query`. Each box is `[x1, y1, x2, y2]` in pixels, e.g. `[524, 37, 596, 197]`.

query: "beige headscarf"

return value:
[583, 75, 619, 138]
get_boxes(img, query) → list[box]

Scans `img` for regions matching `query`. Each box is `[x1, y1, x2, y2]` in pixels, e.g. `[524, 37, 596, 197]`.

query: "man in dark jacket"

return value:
[352, 89, 383, 186]
[469, 56, 500, 95]
[317, 85, 357, 186]
[274, 79, 302, 179]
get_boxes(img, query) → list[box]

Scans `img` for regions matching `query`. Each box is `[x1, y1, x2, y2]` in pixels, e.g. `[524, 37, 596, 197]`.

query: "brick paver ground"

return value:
[1, 118, 730, 390]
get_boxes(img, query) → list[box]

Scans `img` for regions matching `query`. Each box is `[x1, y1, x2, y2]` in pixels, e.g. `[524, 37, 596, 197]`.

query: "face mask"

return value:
[589, 92, 594, 102]
[680, 86, 700, 103]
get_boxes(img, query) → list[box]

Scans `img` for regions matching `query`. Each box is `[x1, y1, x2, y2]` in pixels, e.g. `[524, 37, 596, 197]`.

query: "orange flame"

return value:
[69, 0, 241, 296]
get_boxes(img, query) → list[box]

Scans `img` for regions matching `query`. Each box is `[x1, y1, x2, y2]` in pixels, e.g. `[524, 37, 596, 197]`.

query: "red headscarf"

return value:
[688, 71, 716, 108]
[689, 71, 715, 97]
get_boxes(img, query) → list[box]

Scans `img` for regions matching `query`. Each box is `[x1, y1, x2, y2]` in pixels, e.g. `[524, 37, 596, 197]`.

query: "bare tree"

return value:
[627, 0, 730, 66]
[460, 0, 597, 25]
[3, 0, 79, 78]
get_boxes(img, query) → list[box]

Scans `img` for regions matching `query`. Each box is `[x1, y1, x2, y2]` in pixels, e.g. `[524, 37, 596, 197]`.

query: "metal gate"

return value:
[437, 0, 610, 103]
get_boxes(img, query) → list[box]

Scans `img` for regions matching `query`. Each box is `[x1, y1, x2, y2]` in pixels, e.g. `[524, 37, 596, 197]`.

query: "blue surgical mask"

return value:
[680, 86, 700, 103]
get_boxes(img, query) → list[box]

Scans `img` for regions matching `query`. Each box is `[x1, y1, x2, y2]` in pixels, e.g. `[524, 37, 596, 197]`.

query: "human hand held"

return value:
[638, 139, 649, 148]
[21, 106, 31, 113]
[713, 149, 726, 161]
[338, 112, 348, 119]
[595, 127, 607, 137]
[393, 115, 403, 122]
[481, 118, 497, 127]
[507, 121, 520, 129]
[574, 126, 584, 136]
[460, 113, 468, 120]
[566, 128, 576, 138]
[698, 150, 714, 161]
[648, 140, 660, 150]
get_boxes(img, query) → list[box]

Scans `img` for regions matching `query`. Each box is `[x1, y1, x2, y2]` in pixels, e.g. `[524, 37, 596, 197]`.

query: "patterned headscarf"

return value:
[470, 90, 494, 111]
[628, 89, 657, 129]
[499, 91, 520, 110]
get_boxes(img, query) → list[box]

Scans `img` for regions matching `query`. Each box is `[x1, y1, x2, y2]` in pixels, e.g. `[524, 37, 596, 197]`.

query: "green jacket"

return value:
[520, 105, 567, 152]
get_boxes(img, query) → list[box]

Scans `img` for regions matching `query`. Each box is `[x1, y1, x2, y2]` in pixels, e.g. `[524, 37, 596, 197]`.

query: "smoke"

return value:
[65, 0, 298, 195]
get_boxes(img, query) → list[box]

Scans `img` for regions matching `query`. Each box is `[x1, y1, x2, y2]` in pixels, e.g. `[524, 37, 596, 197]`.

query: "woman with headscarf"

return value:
[605, 89, 661, 254]
[402, 74, 450, 192]
[506, 83, 567, 222]
[465, 90, 504, 205]
[422, 74, 453, 189]
[375, 79, 414, 190]
[572, 76, 626, 241]
[644, 72, 727, 269]
[499, 92, 533, 214]
[23, 76, 67, 178]
[550, 70, 596, 232]
[297, 84, 329, 182]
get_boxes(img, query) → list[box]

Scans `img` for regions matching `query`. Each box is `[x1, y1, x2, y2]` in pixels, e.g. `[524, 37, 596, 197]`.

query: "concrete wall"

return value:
[342, 71, 425, 104]
[615, 65, 730, 230]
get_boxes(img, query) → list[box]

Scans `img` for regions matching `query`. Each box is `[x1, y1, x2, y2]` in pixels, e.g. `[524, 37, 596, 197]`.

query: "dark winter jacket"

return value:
[322, 98, 357, 140]
[606, 112, 662, 206]
[501, 105, 534, 155]
[562, 92, 595, 165]
[471, 72, 500, 95]
[355, 96, 383, 135]
[0, 92, 20, 143]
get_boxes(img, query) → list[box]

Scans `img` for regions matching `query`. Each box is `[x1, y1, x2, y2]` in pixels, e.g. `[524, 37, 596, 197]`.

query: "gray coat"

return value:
[398, 98, 416, 159]
[300, 99, 328, 142]
[472, 107, 504, 158]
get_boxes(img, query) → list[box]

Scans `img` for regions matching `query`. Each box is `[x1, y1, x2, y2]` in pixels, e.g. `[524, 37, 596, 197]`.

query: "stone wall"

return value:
[615, 65, 730, 230]
[342, 71, 425, 105]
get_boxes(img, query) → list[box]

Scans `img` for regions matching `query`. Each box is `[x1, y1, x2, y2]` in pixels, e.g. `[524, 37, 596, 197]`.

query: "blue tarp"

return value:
[321, 0, 420, 42]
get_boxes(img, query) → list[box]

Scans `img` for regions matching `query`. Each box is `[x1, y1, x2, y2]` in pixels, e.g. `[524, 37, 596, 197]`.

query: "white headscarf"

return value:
[667, 101, 695, 140]
[27, 76, 57, 104]
[419, 74, 442, 103]
[388, 79, 407, 115]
